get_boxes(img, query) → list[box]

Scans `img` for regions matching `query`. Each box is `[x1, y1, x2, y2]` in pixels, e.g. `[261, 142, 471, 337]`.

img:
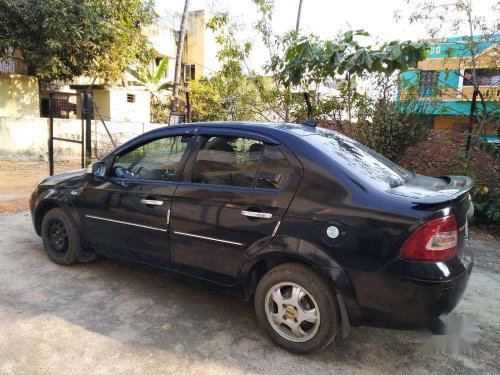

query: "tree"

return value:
[277, 31, 429, 121]
[189, 12, 259, 121]
[188, 78, 224, 122]
[252, 0, 299, 122]
[0, 0, 156, 83]
[171, 0, 190, 112]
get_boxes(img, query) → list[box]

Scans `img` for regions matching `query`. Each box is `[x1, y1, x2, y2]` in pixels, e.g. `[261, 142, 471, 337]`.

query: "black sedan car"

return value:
[30, 121, 474, 353]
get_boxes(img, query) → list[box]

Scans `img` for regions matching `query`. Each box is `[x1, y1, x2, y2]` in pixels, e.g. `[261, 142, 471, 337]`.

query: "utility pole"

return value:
[295, 0, 303, 32]
[171, 0, 190, 113]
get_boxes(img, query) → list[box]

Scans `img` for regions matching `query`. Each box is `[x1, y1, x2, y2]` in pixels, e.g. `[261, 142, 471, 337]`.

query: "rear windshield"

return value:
[306, 128, 414, 189]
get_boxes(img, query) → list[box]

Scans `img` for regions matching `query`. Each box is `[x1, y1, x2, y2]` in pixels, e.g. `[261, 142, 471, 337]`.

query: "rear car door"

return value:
[168, 128, 303, 284]
[83, 131, 193, 266]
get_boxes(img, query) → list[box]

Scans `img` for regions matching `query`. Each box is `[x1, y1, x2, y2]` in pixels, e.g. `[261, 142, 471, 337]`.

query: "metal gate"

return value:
[46, 91, 92, 175]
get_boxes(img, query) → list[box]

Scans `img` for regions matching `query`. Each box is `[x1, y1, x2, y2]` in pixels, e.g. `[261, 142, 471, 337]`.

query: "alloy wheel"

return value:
[264, 282, 320, 342]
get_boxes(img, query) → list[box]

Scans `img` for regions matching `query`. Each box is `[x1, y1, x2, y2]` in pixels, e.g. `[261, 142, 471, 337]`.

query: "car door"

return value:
[168, 129, 302, 284]
[83, 131, 193, 266]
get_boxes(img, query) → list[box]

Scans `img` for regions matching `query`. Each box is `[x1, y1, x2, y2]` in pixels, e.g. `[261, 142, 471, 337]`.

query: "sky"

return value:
[160, 0, 498, 72]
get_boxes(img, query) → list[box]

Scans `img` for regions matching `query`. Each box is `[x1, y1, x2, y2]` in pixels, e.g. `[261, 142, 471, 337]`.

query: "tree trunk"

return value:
[346, 72, 352, 124]
[465, 88, 478, 155]
[295, 0, 303, 32]
[304, 92, 312, 119]
[171, 0, 190, 113]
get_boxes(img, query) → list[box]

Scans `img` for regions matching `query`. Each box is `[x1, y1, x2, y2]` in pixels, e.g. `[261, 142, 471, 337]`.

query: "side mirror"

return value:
[90, 162, 106, 178]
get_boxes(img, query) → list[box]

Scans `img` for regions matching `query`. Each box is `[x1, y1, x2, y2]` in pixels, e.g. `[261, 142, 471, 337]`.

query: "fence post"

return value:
[82, 92, 92, 165]
[48, 93, 54, 176]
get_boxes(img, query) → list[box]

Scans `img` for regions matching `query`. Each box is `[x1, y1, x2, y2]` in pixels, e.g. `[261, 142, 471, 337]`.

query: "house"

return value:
[0, 9, 219, 124]
[398, 35, 499, 139]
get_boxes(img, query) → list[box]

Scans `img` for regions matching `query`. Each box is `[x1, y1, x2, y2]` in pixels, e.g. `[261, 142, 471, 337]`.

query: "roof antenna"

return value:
[302, 120, 318, 127]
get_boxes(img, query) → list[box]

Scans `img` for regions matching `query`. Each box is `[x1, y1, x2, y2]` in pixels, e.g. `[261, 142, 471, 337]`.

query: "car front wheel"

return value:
[41, 208, 80, 265]
[255, 262, 340, 353]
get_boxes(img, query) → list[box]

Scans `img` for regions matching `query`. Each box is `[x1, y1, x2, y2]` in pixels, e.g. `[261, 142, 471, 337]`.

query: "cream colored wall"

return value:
[202, 20, 220, 77]
[108, 89, 150, 123]
[92, 90, 111, 120]
[184, 10, 220, 79]
[0, 117, 164, 160]
[185, 11, 206, 79]
[90, 88, 150, 123]
[0, 73, 39, 117]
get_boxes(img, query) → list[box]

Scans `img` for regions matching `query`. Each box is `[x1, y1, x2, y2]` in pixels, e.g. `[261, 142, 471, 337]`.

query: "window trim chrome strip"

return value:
[85, 215, 167, 232]
[173, 231, 243, 246]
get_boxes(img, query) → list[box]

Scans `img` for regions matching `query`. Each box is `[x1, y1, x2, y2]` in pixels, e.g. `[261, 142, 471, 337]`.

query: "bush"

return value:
[357, 100, 429, 163]
[318, 99, 430, 164]
[471, 172, 500, 232]
[151, 96, 170, 124]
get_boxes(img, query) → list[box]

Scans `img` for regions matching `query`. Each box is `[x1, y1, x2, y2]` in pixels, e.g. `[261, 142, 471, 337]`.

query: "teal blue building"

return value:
[399, 35, 499, 139]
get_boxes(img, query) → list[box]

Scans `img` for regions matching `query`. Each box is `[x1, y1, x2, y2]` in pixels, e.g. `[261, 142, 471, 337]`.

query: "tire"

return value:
[255, 262, 340, 353]
[41, 208, 80, 265]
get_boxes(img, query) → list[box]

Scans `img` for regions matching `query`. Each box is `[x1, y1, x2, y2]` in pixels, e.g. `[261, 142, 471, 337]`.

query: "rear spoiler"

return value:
[410, 175, 474, 205]
[386, 175, 474, 205]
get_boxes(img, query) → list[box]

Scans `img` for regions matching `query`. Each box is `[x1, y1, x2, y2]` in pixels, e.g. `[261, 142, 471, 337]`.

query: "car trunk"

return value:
[389, 174, 474, 254]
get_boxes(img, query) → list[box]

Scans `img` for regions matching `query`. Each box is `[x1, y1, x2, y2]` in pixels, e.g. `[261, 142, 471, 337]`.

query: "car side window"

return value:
[111, 135, 190, 182]
[191, 136, 263, 187]
[256, 145, 292, 190]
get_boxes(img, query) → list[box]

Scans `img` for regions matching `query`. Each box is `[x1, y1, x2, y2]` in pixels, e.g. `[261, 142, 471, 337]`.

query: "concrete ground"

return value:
[0, 211, 499, 375]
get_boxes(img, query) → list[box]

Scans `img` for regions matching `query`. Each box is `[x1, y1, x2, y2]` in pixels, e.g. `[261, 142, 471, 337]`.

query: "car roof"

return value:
[154, 121, 323, 139]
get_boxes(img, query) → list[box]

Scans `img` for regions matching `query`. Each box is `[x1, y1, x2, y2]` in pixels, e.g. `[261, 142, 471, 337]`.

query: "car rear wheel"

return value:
[255, 262, 340, 353]
[41, 208, 80, 265]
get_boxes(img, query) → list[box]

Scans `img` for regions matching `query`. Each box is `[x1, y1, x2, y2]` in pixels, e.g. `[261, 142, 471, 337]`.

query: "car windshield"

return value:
[306, 128, 414, 189]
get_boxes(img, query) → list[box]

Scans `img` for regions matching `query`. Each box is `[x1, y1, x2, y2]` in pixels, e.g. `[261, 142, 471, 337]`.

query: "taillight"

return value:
[400, 215, 458, 261]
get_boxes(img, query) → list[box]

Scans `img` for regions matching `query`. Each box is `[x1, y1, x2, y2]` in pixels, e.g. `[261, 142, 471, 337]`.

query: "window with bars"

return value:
[419, 70, 438, 97]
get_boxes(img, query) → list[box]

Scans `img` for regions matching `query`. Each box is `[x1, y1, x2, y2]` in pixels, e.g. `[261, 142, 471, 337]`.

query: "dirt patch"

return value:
[400, 130, 499, 187]
[0, 160, 82, 213]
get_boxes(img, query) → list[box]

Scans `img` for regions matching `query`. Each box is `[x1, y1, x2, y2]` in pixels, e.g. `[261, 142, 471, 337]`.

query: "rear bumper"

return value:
[322, 246, 473, 329]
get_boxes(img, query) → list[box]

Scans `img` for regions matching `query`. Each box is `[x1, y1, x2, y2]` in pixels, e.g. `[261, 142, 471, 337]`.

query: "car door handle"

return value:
[140, 199, 164, 206]
[241, 210, 272, 219]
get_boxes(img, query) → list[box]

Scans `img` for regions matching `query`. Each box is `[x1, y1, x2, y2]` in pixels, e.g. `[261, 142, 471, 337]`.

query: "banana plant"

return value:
[127, 57, 174, 98]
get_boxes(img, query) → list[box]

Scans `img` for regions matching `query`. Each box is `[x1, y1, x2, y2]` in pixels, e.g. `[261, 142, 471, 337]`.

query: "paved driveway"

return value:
[0, 212, 499, 375]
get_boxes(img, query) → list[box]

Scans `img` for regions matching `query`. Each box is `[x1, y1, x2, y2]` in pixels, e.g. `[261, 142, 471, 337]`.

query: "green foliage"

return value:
[188, 78, 224, 122]
[128, 57, 173, 90]
[358, 100, 429, 163]
[0, 0, 156, 82]
[315, 74, 431, 163]
[471, 172, 500, 231]
[150, 96, 170, 124]
[189, 12, 258, 121]
[251, 0, 299, 121]
[277, 31, 428, 89]
[189, 74, 259, 122]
